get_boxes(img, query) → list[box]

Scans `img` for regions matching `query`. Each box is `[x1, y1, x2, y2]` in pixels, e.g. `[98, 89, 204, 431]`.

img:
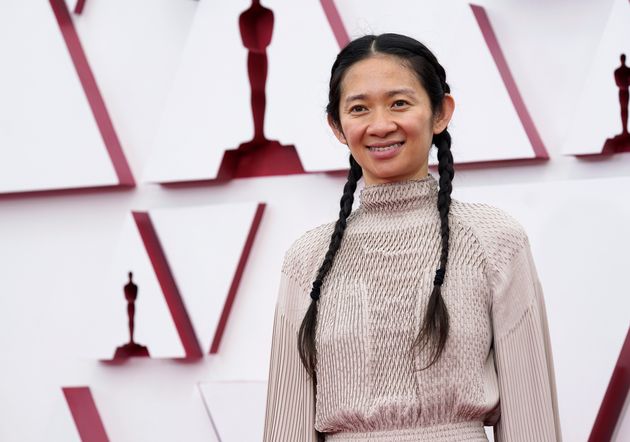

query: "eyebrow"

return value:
[344, 88, 417, 104]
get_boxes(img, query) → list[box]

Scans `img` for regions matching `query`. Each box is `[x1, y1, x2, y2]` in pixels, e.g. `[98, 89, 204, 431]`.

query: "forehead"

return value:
[340, 55, 424, 97]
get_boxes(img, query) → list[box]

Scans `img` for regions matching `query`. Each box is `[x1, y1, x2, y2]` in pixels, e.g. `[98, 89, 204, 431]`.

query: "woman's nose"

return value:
[367, 109, 397, 137]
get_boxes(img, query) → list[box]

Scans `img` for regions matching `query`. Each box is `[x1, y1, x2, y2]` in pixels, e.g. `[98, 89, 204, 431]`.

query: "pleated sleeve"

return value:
[262, 269, 318, 442]
[490, 236, 562, 442]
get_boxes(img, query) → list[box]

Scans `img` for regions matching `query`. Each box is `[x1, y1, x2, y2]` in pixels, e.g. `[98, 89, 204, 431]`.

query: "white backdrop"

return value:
[1, 0, 629, 441]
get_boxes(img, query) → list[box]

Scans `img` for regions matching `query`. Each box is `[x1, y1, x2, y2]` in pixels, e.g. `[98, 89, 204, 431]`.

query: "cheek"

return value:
[400, 115, 433, 141]
[341, 121, 366, 147]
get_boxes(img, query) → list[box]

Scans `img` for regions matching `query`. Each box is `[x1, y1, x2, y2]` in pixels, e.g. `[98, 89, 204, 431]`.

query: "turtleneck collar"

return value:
[358, 174, 438, 213]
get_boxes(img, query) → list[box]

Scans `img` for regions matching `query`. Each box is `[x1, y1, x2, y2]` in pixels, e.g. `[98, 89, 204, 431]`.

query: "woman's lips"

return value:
[366, 141, 405, 159]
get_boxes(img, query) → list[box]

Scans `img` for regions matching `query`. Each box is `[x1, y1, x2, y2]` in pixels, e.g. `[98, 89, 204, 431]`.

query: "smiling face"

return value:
[329, 54, 453, 185]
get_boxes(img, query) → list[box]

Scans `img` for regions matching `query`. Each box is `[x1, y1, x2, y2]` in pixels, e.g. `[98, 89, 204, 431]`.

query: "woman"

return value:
[263, 33, 561, 442]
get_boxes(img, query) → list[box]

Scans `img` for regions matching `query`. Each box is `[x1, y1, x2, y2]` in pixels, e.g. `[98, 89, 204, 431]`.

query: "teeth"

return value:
[368, 142, 403, 151]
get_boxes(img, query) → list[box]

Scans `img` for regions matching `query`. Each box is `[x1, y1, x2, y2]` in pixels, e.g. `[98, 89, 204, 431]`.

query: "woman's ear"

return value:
[328, 114, 347, 145]
[432, 94, 455, 134]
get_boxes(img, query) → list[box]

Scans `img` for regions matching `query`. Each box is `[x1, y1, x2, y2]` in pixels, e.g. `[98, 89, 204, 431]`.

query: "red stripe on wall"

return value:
[73, 0, 86, 15]
[589, 326, 630, 441]
[132, 211, 203, 359]
[63, 386, 109, 442]
[49, 0, 135, 186]
[320, 0, 350, 47]
[471, 4, 549, 160]
[210, 203, 266, 353]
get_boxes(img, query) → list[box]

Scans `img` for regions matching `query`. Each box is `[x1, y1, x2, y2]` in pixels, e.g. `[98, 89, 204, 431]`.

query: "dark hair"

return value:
[298, 34, 454, 381]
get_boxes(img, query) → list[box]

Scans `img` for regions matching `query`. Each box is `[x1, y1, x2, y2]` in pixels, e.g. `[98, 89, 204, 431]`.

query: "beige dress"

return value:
[263, 174, 562, 442]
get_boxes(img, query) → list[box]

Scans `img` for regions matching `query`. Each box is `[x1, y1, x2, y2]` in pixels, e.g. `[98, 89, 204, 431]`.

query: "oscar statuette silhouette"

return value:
[216, 0, 305, 179]
[603, 53, 630, 152]
[114, 272, 150, 358]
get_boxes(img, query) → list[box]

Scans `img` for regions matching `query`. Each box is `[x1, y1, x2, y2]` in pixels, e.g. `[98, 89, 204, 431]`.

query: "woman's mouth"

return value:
[367, 142, 404, 152]
[366, 141, 405, 159]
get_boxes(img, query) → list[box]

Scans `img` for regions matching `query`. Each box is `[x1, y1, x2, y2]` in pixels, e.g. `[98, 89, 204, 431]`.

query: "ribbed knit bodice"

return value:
[264, 174, 562, 442]
[315, 174, 493, 436]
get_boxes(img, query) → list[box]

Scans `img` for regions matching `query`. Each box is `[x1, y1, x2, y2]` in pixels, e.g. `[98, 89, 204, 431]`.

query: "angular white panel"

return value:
[89, 213, 185, 359]
[70, 0, 197, 179]
[39, 388, 82, 442]
[562, 0, 629, 155]
[265, 0, 350, 172]
[454, 176, 630, 442]
[334, 0, 535, 164]
[199, 381, 267, 441]
[149, 201, 262, 353]
[143, 0, 254, 183]
[0, 1, 118, 192]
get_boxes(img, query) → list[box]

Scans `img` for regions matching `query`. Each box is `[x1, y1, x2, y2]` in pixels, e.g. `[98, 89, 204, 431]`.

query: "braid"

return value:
[413, 75, 455, 369]
[299, 154, 362, 442]
[298, 154, 363, 378]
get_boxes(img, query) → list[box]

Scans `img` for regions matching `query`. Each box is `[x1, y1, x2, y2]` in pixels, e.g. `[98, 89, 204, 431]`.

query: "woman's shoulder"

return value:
[450, 199, 526, 236]
[281, 220, 336, 285]
[450, 199, 530, 271]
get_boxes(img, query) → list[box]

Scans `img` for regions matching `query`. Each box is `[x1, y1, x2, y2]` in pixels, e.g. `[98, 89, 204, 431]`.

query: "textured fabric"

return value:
[326, 421, 487, 441]
[263, 174, 562, 442]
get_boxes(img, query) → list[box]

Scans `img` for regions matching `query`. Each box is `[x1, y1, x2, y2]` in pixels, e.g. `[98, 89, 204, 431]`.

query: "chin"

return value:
[366, 165, 425, 183]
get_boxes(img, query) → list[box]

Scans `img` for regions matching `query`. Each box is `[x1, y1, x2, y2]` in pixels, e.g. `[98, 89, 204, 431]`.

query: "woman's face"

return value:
[329, 54, 454, 185]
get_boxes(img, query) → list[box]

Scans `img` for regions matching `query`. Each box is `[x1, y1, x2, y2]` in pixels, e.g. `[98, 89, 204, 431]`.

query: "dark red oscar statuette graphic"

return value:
[212, 0, 306, 181]
[603, 52, 630, 153]
[585, 0, 630, 158]
[114, 272, 150, 359]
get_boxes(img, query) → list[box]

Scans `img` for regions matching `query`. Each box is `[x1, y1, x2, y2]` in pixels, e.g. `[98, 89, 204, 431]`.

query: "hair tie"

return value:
[311, 280, 323, 301]
[434, 268, 445, 286]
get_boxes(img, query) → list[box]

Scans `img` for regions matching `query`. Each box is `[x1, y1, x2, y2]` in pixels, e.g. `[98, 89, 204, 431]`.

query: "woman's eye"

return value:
[350, 105, 367, 113]
[393, 100, 409, 108]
